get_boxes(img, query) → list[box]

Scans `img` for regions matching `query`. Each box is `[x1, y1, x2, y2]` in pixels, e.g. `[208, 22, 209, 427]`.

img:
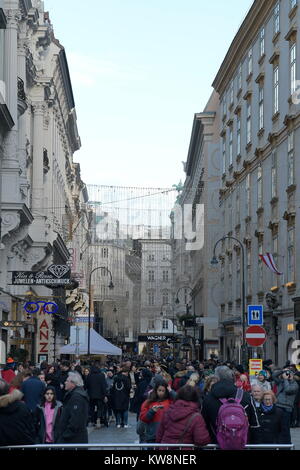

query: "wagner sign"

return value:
[138, 335, 176, 344]
[11, 265, 71, 286]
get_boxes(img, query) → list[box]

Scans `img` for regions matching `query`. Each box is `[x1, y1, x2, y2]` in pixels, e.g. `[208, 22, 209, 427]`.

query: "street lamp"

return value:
[211, 236, 247, 366]
[88, 266, 114, 356]
[175, 286, 196, 359]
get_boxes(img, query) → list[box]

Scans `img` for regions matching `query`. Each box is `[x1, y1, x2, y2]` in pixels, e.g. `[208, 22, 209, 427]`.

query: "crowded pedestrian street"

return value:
[1, 0, 300, 457]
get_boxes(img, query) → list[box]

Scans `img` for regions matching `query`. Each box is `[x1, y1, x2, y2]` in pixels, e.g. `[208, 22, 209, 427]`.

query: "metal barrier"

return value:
[0, 443, 295, 450]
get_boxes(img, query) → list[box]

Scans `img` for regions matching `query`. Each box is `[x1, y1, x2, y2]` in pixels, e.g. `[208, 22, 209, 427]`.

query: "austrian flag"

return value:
[259, 253, 283, 275]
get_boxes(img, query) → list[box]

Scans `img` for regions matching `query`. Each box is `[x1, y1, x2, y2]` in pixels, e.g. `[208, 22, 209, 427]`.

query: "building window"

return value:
[271, 152, 277, 198]
[162, 270, 169, 282]
[288, 132, 295, 186]
[259, 86, 264, 130]
[260, 28, 265, 57]
[290, 43, 296, 95]
[238, 63, 242, 92]
[230, 80, 234, 105]
[148, 270, 155, 282]
[236, 189, 240, 225]
[274, 2, 280, 35]
[222, 98, 226, 119]
[148, 254, 155, 261]
[273, 66, 279, 115]
[247, 247, 252, 295]
[162, 291, 169, 305]
[237, 114, 241, 156]
[148, 319, 155, 330]
[246, 101, 252, 144]
[148, 291, 155, 306]
[246, 174, 251, 217]
[288, 228, 295, 282]
[248, 48, 253, 76]
[162, 319, 169, 330]
[101, 248, 108, 258]
[229, 127, 233, 166]
[222, 136, 226, 174]
[257, 165, 263, 209]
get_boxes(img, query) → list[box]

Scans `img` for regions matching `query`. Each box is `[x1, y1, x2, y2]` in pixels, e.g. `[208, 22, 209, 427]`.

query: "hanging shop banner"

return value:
[249, 358, 263, 377]
[36, 304, 52, 363]
[11, 265, 71, 286]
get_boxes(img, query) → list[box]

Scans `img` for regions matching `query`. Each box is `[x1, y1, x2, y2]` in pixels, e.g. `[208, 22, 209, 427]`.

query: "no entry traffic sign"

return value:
[245, 325, 266, 347]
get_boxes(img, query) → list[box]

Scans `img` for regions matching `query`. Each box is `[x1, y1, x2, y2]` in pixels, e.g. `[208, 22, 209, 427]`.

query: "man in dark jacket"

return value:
[58, 360, 71, 401]
[86, 365, 108, 427]
[272, 368, 298, 443]
[202, 365, 260, 443]
[21, 368, 46, 413]
[0, 378, 36, 446]
[57, 371, 89, 443]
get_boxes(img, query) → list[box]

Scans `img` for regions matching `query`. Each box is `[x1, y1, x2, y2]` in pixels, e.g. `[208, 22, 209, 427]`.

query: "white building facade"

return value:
[0, 0, 88, 364]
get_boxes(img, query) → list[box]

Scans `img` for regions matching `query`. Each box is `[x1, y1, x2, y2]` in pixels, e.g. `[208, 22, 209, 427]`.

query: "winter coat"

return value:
[156, 400, 211, 448]
[35, 401, 63, 443]
[0, 389, 36, 446]
[130, 369, 153, 414]
[45, 372, 61, 398]
[85, 367, 107, 400]
[272, 371, 299, 412]
[251, 404, 284, 444]
[57, 369, 70, 401]
[140, 398, 173, 442]
[201, 380, 260, 443]
[1, 367, 16, 384]
[110, 374, 131, 411]
[172, 370, 188, 391]
[57, 386, 89, 443]
[21, 376, 46, 412]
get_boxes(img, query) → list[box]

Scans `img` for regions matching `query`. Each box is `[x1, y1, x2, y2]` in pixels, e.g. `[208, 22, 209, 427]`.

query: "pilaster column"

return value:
[31, 102, 45, 212]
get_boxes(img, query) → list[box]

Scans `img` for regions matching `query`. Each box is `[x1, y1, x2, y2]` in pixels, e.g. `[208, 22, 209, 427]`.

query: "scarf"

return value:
[261, 403, 273, 413]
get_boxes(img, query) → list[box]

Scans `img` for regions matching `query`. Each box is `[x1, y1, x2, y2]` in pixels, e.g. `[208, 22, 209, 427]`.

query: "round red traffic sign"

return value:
[245, 325, 266, 347]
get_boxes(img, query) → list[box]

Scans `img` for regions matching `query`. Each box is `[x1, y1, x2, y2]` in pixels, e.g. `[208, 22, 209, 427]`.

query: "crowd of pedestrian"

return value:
[0, 354, 299, 449]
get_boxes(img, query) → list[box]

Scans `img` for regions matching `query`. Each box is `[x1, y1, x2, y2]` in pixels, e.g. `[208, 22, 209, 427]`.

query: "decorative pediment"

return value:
[269, 50, 280, 65]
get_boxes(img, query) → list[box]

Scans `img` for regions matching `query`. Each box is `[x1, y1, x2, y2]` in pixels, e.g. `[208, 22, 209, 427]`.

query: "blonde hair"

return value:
[187, 373, 200, 387]
[262, 390, 276, 404]
[204, 375, 219, 394]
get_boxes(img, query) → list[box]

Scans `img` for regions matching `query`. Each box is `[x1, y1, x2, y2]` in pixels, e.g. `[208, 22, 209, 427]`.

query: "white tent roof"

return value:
[59, 328, 122, 356]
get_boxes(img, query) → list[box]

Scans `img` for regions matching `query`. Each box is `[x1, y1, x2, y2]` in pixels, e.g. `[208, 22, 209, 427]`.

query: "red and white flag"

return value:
[259, 253, 282, 275]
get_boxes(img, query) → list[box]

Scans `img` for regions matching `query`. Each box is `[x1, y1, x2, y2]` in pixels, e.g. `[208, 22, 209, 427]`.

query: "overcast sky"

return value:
[44, 0, 253, 189]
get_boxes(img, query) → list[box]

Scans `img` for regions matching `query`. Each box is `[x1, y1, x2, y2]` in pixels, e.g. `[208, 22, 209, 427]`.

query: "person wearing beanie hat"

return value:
[0, 358, 16, 385]
[256, 371, 271, 391]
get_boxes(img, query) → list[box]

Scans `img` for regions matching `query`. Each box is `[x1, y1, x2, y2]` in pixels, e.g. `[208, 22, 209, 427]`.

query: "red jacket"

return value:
[156, 400, 211, 448]
[140, 398, 172, 424]
[1, 368, 16, 384]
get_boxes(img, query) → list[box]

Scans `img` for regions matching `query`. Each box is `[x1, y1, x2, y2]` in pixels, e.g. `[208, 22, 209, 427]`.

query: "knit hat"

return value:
[6, 357, 14, 364]
[258, 370, 267, 377]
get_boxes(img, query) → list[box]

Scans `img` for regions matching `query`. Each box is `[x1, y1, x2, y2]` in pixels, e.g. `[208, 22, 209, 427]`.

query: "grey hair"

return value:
[214, 366, 235, 382]
[68, 371, 84, 387]
[251, 383, 264, 391]
[0, 378, 9, 396]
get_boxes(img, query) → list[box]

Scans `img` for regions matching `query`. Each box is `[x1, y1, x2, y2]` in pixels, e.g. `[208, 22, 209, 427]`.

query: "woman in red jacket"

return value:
[156, 385, 211, 449]
[139, 381, 173, 443]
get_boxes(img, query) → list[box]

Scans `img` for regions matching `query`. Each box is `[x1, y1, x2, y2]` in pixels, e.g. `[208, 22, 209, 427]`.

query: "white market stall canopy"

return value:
[59, 328, 122, 356]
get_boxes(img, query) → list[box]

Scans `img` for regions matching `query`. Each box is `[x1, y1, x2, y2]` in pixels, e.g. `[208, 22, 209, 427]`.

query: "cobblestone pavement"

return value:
[88, 412, 300, 450]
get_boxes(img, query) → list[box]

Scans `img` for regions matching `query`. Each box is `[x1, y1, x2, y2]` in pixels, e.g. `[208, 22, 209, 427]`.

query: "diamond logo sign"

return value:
[47, 265, 70, 279]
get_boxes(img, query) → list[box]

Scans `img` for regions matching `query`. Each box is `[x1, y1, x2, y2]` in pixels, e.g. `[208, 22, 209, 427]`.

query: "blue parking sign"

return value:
[248, 305, 263, 326]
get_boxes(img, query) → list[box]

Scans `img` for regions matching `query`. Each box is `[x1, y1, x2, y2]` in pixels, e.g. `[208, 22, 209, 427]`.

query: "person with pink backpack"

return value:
[202, 365, 260, 450]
